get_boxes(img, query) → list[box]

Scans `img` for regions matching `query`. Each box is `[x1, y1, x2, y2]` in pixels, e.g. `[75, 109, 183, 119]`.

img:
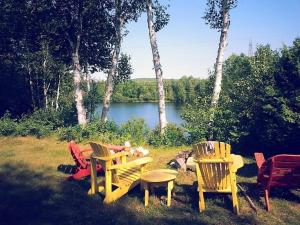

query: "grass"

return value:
[0, 136, 299, 225]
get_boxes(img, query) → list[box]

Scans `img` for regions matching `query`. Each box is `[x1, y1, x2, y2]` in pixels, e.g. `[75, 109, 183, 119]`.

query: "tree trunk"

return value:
[73, 52, 87, 125]
[43, 81, 50, 109]
[73, 51, 87, 125]
[101, 3, 123, 122]
[42, 40, 49, 109]
[28, 67, 36, 109]
[146, 0, 167, 134]
[211, 0, 230, 108]
[55, 73, 61, 111]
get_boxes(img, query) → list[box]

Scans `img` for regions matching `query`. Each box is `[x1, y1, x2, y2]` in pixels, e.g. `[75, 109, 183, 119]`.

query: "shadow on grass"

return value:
[238, 182, 300, 211]
[57, 164, 77, 174]
[237, 162, 258, 178]
[0, 163, 257, 225]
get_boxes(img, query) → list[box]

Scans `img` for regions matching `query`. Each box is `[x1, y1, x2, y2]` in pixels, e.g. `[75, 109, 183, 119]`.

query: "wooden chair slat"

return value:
[193, 141, 243, 214]
[254, 153, 300, 211]
[88, 142, 152, 204]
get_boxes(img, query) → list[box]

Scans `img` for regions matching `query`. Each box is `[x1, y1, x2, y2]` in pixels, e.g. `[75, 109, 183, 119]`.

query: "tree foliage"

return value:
[183, 39, 300, 155]
[203, 0, 237, 30]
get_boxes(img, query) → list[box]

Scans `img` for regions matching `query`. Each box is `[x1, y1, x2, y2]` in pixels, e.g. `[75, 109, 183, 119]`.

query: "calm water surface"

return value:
[95, 102, 183, 128]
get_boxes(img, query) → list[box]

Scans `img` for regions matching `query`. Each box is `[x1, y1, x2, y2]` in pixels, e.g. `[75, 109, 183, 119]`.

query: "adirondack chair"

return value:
[254, 152, 300, 211]
[67, 141, 103, 180]
[193, 141, 244, 214]
[88, 142, 153, 204]
[68, 141, 129, 180]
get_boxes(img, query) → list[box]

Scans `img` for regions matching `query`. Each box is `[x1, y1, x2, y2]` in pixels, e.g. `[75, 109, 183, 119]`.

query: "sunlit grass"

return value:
[0, 136, 299, 225]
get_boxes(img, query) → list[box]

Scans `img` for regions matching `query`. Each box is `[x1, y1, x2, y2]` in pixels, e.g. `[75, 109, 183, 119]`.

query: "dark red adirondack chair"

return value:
[254, 152, 300, 211]
[67, 140, 102, 180]
[68, 141, 129, 180]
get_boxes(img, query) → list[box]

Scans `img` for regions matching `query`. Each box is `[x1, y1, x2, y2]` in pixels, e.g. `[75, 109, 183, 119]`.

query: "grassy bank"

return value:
[0, 136, 299, 225]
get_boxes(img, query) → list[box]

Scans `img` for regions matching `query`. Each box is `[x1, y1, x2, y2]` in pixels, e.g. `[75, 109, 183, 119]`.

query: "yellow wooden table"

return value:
[141, 169, 178, 207]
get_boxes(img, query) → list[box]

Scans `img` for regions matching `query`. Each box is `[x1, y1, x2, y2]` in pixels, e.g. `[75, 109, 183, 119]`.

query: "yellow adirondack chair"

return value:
[193, 141, 244, 214]
[88, 142, 153, 204]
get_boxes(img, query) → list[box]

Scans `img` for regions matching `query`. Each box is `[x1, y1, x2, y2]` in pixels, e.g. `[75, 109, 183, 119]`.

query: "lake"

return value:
[95, 102, 184, 128]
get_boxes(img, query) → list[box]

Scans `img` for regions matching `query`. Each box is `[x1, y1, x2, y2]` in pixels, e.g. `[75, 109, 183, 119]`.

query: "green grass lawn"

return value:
[0, 136, 299, 225]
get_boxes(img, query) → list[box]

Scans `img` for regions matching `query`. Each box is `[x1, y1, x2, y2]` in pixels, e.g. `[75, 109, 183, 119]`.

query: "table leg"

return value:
[167, 180, 174, 207]
[144, 182, 149, 207]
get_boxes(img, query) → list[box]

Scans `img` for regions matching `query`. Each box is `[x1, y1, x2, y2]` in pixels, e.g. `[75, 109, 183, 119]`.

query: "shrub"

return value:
[119, 118, 150, 145]
[148, 124, 187, 147]
[58, 125, 84, 142]
[17, 116, 53, 138]
[58, 120, 120, 143]
[0, 113, 18, 136]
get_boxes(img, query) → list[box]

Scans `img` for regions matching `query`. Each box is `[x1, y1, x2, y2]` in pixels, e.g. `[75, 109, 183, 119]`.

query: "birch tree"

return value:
[146, 0, 170, 134]
[56, 0, 114, 125]
[204, 0, 237, 108]
[101, 0, 144, 121]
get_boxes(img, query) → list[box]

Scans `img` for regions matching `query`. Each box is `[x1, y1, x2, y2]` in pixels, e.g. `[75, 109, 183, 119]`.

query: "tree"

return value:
[55, 0, 114, 125]
[101, 0, 144, 121]
[145, 0, 170, 134]
[203, 0, 237, 108]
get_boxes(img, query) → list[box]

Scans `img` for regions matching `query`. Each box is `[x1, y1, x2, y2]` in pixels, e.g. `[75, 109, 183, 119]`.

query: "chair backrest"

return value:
[254, 152, 266, 169]
[89, 142, 120, 183]
[193, 141, 231, 159]
[193, 141, 232, 191]
[89, 142, 111, 157]
[268, 154, 300, 188]
[68, 141, 88, 168]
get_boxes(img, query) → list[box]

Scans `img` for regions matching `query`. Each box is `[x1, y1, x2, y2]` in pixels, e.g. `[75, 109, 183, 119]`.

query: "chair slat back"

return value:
[68, 141, 88, 168]
[90, 142, 119, 183]
[90, 142, 111, 157]
[269, 155, 300, 187]
[193, 141, 232, 191]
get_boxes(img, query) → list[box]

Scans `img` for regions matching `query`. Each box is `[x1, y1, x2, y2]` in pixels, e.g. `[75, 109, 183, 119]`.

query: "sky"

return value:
[96, 0, 300, 80]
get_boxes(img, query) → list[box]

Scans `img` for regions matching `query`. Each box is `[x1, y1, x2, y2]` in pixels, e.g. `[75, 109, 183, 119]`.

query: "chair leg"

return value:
[231, 190, 239, 215]
[264, 189, 271, 211]
[167, 181, 173, 207]
[144, 183, 149, 207]
[199, 190, 205, 212]
[68, 168, 91, 180]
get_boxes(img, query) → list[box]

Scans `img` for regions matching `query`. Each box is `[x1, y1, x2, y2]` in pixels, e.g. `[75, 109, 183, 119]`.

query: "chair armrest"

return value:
[195, 158, 233, 163]
[81, 148, 92, 153]
[106, 144, 129, 152]
[110, 157, 153, 170]
[92, 151, 130, 161]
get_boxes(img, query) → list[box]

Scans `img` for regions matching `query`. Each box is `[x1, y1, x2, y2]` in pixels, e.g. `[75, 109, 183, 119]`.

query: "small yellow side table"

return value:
[141, 169, 178, 207]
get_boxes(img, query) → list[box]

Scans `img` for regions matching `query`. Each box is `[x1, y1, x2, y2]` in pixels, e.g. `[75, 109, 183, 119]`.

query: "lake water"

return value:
[95, 102, 184, 128]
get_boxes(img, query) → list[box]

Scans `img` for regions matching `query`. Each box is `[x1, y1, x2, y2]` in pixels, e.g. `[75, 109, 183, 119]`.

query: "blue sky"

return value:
[118, 0, 300, 79]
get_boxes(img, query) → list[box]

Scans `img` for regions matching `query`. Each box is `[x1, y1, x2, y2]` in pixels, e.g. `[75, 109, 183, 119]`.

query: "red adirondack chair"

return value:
[254, 152, 300, 211]
[67, 141, 102, 180]
[67, 141, 129, 180]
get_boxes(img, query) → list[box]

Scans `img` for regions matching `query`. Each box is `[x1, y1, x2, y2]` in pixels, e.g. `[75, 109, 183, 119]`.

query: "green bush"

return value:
[17, 118, 51, 138]
[148, 124, 187, 147]
[0, 113, 18, 136]
[58, 120, 120, 142]
[58, 125, 83, 142]
[119, 118, 150, 145]
[0, 111, 55, 138]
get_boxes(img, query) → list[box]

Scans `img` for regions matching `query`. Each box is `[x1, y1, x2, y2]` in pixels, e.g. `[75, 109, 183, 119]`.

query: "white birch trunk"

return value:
[146, 0, 167, 134]
[101, 3, 123, 122]
[70, 9, 87, 126]
[55, 73, 61, 111]
[42, 41, 49, 109]
[28, 67, 36, 109]
[73, 51, 87, 126]
[43, 81, 49, 109]
[211, 1, 230, 107]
